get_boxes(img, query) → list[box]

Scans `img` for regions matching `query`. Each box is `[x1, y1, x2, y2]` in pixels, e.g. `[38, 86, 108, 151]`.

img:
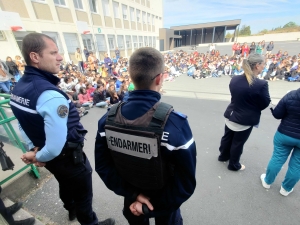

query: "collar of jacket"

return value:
[23, 66, 60, 86]
[128, 90, 161, 102]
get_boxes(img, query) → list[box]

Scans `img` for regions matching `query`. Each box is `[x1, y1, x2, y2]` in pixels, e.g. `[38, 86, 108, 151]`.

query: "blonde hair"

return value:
[242, 54, 264, 85]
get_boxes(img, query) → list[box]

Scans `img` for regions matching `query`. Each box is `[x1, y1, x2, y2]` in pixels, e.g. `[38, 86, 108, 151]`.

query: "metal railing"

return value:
[0, 93, 39, 185]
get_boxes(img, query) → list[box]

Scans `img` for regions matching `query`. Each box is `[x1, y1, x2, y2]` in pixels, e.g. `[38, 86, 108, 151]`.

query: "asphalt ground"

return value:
[175, 41, 300, 57]
[22, 75, 300, 225]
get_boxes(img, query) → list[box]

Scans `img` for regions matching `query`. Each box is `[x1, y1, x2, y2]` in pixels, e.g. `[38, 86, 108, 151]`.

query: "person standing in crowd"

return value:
[94, 47, 196, 225]
[261, 40, 266, 53]
[266, 41, 274, 55]
[88, 52, 98, 73]
[232, 42, 237, 56]
[75, 48, 84, 73]
[241, 43, 250, 58]
[260, 89, 300, 196]
[83, 47, 89, 62]
[218, 54, 271, 171]
[115, 47, 120, 61]
[15, 55, 25, 75]
[0, 63, 10, 94]
[104, 53, 113, 75]
[249, 42, 256, 55]
[10, 33, 114, 225]
[6, 56, 20, 82]
[255, 42, 263, 55]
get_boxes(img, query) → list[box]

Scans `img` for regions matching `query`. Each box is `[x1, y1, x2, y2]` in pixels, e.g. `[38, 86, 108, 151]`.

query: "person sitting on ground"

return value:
[106, 84, 119, 105]
[86, 83, 95, 97]
[224, 62, 232, 76]
[78, 87, 93, 108]
[234, 65, 244, 76]
[93, 84, 110, 108]
[117, 83, 128, 101]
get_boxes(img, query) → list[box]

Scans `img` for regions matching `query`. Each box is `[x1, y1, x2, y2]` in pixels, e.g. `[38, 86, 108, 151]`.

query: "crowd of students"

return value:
[162, 41, 300, 82]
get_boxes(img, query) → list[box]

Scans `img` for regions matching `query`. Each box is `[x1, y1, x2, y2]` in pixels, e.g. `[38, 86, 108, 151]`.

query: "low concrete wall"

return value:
[237, 32, 300, 43]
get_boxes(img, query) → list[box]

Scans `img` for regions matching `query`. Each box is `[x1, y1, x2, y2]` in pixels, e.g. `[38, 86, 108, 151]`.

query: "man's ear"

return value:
[29, 52, 39, 64]
[155, 73, 162, 85]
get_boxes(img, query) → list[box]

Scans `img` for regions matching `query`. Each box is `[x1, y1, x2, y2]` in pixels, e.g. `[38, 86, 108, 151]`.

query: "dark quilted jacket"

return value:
[272, 89, 300, 139]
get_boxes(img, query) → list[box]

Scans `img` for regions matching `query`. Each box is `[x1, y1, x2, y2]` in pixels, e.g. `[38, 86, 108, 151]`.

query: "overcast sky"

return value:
[163, 0, 300, 34]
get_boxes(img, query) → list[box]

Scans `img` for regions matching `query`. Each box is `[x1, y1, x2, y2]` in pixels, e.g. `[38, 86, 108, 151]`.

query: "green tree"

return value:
[239, 25, 251, 36]
[259, 29, 268, 34]
[283, 21, 297, 28]
[225, 32, 233, 38]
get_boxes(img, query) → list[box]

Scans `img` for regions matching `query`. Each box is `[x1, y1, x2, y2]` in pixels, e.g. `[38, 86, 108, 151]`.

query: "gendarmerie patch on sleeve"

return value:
[57, 105, 69, 118]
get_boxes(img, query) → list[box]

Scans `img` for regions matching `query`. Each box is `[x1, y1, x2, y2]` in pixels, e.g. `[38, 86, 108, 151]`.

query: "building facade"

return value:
[0, 0, 163, 62]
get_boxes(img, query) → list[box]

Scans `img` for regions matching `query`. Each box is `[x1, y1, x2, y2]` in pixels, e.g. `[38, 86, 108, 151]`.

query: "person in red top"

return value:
[232, 42, 237, 56]
[86, 83, 95, 97]
[241, 43, 250, 58]
[78, 87, 93, 108]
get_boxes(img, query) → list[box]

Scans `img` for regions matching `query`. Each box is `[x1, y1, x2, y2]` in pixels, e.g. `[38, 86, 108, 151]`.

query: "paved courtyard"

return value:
[22, 75, 300, 225]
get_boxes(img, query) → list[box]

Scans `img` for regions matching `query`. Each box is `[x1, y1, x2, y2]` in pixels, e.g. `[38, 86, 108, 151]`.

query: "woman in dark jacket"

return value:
[249, 42, 256, 55]
[266, 41, 274, 55]
[6, 56, 20, 81]
[260, 89, 300, 196]
[218, 54, 271, 171]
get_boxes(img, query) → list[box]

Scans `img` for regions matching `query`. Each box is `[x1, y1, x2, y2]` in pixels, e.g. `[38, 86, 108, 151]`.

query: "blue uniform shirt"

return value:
[34, 90, 69, 162]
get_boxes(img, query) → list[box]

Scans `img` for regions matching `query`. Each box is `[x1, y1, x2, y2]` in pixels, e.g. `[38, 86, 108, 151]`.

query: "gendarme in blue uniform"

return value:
[10, 66, 98, 225]
[95, 90, 197, 224]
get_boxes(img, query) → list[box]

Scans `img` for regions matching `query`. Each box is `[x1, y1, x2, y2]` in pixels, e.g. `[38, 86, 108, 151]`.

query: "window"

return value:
[133, 36, 138, 48]
[89, 0, 97, 13]
[142, 12, 146, 24]
[148, 36, 152, 47]
[96, 34, 107, 51]
[125, 35, 131, 49]
[82, 34, 94, 51]
[153, 36, 156, 48]
[102, 0, 110, 16]
[147, 13, 150, 24]
[63, 33, 79, 53]
[0, 31, 6, 41]
[144, 36, 148, 47]
[117, 35, 124, 49]
[107, 35, 115, 49]
[113, 1, 119, 18]
[43, 32, 63, 53]
[130, 7, 135, 22]
[152, 15, 154, 25]
[136, 10, 140, 22]
[73, 0, 83, 10]
[122, 5, 128, 20]
[139, 36, 143, 47]
[54, 0, 66, 6]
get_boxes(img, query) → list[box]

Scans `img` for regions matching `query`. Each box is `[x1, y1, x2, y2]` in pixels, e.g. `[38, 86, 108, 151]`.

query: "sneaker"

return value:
[83, 111, 89, 116]
[6, 202, 22, 215]
[98, 218, 115, 225]
[68, 208, 76, 221]
[239, 164, 246, 171]
[280, 186, 293, 196]
[14, 217, 35, 225]
[260, 174, 270, 189]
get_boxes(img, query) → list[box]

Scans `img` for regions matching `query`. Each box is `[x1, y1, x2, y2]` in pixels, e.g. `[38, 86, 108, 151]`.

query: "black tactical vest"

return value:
[105, 102, 173, 190]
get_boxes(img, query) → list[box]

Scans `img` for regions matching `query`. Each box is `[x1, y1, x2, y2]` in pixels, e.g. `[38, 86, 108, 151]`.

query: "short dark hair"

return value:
[22, 33, 55, 65]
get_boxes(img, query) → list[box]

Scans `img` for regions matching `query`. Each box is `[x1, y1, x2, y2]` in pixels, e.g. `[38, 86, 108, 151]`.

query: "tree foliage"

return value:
[225, 32, 233, 38]
[239, 25, 251, 36]
[283, 21, 297, 28]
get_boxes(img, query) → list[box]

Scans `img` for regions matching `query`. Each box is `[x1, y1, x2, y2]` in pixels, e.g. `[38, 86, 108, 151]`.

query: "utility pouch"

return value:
[65, 142, 84, 165]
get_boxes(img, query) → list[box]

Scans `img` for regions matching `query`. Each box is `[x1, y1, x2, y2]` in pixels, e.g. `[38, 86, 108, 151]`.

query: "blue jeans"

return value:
[265, 131, 300, 191]
[14, 73, 21, 82]
[0, 81, 10, 93]
[95, 101, 107, 108]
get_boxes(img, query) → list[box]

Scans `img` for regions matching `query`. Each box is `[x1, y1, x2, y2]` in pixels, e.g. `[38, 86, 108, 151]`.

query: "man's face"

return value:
[37, 38, 63, 74]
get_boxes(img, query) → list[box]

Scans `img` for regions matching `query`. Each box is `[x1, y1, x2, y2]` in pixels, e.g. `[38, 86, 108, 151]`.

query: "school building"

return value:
[0, 0, 163, 62]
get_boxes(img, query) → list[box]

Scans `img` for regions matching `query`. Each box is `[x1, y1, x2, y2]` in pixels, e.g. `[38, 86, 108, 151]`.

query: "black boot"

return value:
[98, 218, 115, 225]
[68, 208, 76, 221]
[14, 217, 35, 225]
[6, 202, 23, 215]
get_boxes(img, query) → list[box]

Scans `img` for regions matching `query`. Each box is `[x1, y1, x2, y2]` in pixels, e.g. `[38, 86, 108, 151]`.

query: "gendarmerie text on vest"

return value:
[10, 94, 30, 106]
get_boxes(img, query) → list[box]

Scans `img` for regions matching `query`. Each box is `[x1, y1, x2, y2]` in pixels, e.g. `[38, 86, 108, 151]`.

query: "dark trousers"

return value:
[0, 186, 14, 225]
[46, 154, 98, 225]
[123, 198, 183, 225]
[78, 61, 84, 73]
[218, 125, 253, 171]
